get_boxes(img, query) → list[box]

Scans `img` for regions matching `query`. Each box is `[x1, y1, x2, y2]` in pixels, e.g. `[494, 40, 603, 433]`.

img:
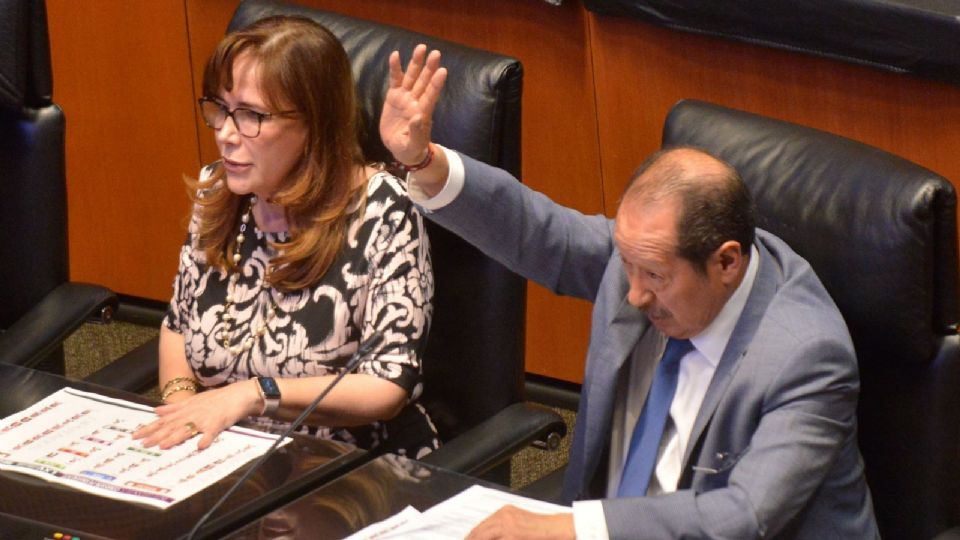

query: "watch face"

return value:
[258, 377, 281, 399]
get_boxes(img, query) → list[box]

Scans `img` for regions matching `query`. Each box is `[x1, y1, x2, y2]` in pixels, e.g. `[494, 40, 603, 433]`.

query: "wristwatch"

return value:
[256, 377, 281, 416]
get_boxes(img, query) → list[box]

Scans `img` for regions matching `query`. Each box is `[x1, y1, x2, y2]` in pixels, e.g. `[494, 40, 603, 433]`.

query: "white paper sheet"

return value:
[0, 387, 288, 509]
[348, 484, 571, 539]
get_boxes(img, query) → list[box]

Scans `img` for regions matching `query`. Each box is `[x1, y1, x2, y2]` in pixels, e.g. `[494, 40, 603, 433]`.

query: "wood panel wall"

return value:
[47, 0, 200, 301]
[47, 0, 960, 384]
[589, 14, 960, 204]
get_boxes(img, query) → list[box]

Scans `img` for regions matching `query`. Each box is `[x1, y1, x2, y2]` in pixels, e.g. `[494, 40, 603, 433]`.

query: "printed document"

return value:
[0, 387, 288, 509]
[346, 484, 571, 539]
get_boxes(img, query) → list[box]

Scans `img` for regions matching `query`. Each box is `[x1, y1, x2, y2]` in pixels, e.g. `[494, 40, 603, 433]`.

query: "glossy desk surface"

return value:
[226, 454, 508, 540]
[0, 363, 367, 540]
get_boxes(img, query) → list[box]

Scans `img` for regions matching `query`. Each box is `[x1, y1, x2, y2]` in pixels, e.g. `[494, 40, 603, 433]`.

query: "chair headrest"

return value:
[227, 0, 523, 177]
[663, 99, 958, 365]
[0, 0, 53, 112]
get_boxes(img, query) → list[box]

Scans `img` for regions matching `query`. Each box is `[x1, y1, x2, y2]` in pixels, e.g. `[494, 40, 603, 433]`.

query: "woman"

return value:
[133, 16, 438, 459]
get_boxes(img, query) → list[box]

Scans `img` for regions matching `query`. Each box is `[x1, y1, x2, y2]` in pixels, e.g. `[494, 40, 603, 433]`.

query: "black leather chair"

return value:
[89, 0, 565, 482]
[663, 99, 960, 539]
[0, 0, 116, 374]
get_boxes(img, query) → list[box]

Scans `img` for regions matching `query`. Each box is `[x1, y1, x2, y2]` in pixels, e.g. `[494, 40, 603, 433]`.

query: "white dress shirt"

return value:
[407, 145, 761, 540]
[405, 143, 465, 211]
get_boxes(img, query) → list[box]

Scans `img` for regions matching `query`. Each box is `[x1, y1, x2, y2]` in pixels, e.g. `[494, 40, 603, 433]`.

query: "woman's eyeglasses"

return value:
[198, 97, 297, 138]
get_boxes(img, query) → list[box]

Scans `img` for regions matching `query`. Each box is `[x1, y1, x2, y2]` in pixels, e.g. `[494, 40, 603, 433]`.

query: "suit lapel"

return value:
[565, 295, 648, 500]
[681, 242, 780, 467]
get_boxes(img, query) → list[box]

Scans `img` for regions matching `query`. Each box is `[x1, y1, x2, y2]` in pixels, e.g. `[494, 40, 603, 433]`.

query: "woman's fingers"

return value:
[198, 430, 219, 451]
[135, 417, 183, 448]
[133, 397, 215, 449]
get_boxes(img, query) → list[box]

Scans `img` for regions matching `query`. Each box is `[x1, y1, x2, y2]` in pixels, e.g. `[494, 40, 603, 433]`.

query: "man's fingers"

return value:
[388, 50, 403, 88]
[401, 44, 428, 91]
[466, 506, 510, 539]
[420, 67, 448, 119]
[410, 50, 442, 98]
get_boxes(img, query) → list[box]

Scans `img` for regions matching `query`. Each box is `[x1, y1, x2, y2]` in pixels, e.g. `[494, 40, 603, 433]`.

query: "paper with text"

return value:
[0, 387, 288, 509]
[347, 484, 571, 539]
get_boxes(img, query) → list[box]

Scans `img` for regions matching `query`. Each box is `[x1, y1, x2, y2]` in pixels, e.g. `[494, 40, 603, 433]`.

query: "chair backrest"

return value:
[0, 0, 69, 371]
[228, 0, 527, 443]
[663, 99, 960, 539]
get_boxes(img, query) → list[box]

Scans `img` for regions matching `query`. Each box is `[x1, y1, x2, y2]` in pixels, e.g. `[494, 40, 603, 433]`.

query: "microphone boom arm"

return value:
[184, 330, 385, 540]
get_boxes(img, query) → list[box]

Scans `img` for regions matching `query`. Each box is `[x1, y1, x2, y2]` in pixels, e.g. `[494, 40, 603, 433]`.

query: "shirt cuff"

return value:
[406, 144, 464, 212]
[572, 500, 611, 540]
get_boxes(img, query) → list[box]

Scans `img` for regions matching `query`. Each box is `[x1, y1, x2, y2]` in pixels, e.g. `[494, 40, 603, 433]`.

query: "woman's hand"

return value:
[380, 44, 447, 166]
[133, 379, 261, 450]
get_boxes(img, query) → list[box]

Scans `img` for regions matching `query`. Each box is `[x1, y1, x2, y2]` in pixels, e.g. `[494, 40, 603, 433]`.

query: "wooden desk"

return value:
[0, 363, 368, 540]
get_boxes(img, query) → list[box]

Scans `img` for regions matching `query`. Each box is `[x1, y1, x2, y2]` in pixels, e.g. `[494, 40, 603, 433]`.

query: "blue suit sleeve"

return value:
[423, 152, 615, 302]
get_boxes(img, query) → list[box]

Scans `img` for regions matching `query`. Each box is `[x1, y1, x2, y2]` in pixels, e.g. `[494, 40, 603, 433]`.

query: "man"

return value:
[381, 46, 878, 539]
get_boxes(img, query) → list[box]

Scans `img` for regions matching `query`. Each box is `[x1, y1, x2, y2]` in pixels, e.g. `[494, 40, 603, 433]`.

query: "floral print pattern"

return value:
[164, 170, 438, 457]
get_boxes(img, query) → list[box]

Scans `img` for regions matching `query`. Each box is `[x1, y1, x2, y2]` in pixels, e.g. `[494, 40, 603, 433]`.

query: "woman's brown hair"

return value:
[189, 15, 366, 291]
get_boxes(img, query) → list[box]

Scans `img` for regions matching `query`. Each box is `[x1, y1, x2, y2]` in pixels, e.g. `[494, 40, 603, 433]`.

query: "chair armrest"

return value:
[419, 402, 567, 477]
[0, 282, 117, 368]
[84, 335, 159, 394]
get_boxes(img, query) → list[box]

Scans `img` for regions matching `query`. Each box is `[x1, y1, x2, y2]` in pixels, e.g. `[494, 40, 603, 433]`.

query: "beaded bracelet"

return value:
[161, 384, 199, 403]
[161, 376, 199, 396]
[392, 144, 434, 174]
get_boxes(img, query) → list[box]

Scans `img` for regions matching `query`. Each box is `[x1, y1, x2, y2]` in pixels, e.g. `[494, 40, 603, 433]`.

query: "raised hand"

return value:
[380, 44, 447, 166]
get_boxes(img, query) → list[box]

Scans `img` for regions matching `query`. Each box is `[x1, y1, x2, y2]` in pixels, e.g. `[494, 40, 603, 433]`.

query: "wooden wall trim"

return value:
[589, 12, 960, 207]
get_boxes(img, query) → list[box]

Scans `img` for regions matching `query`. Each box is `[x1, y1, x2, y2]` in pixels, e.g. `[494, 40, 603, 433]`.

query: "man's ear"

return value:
[711, 241, 744, 284]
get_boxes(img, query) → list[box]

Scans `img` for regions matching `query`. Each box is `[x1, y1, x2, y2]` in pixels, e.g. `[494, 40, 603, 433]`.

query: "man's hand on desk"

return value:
[466, 505, 575, 540]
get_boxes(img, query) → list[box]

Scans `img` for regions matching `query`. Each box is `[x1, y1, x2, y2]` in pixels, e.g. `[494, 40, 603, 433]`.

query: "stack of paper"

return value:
[346, 484, 571, 539]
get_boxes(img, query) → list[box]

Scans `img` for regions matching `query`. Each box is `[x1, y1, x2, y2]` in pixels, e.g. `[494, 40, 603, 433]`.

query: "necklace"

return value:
[217, 195, 278, 356]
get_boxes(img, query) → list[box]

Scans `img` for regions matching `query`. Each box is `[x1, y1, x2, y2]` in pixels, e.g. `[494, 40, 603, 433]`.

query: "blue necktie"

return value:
[617, 337, 694, 497]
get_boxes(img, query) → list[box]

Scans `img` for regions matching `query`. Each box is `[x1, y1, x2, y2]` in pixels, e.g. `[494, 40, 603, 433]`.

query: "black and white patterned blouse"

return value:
[164, 168, 439, 458]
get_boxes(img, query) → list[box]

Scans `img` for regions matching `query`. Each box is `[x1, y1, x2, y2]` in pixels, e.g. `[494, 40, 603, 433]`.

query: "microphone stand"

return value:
[184, 330, 385, 540]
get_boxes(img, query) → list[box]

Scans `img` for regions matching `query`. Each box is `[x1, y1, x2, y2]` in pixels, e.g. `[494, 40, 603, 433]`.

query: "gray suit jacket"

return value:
[423, 153, 878, 539]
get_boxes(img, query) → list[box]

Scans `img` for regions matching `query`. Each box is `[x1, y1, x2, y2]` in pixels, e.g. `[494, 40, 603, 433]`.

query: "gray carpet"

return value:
[63, 321, 571, 489]
[63, 321, 158, 380]
[510, 407, 573, 489]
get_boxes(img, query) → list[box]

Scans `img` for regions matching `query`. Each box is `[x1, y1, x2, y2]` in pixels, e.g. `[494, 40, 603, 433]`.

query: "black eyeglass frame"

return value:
[197, 97, 298, 138]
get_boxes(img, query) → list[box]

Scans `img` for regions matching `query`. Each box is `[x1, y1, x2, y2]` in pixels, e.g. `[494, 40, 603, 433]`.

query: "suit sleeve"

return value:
[423, 152, 614, 301]
[601, 336, 862, 539]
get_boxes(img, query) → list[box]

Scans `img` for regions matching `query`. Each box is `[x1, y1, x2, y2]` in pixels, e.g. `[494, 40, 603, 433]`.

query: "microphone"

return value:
[184, 330, 386, 540]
